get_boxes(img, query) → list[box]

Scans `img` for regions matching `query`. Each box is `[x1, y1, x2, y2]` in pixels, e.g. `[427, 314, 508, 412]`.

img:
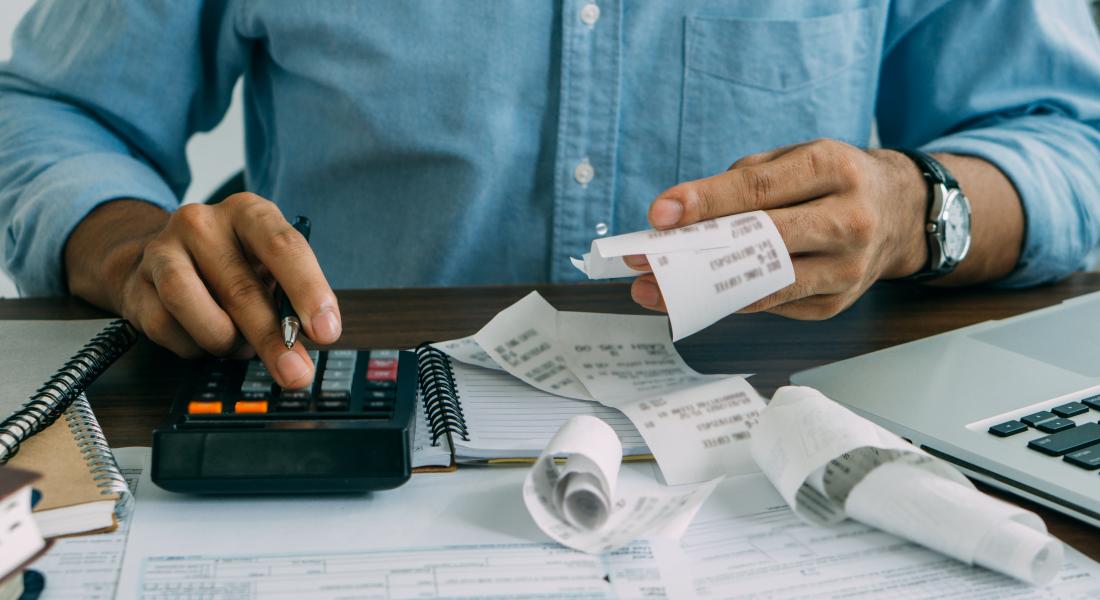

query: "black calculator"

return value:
[152, 349, 417, 494]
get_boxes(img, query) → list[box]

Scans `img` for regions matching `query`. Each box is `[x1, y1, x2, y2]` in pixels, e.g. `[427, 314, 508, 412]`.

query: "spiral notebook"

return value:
[411, 345, 649, 470]
[0, 319, 137, 537]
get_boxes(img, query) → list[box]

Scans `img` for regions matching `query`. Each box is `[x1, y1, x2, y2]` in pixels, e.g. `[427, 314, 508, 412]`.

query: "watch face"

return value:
[941, 190, 972, 263]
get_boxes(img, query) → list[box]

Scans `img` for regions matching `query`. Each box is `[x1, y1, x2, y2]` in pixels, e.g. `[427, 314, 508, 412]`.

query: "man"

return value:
[2, 1, 1100, 389]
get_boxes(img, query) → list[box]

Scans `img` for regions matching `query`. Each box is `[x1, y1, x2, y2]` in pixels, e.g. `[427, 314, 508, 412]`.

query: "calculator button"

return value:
[318, 391, 351, 402]
[1052, 402, 1089, 418]
[1064, 447, 1100, 470]
[241, 391, 269, 401]
[316, 399, 350, 412]
[1028, 422, 1100, 456]
[194, 391, 220, 401]
[329, 350, 358, 360]
[1082, 395, 1100, 411]
[188, 401, 223, 415]
[368, 358, 396, 370]
[274, 400, 309, 412]
[367, 367, 398, 382]
[365, 380, 397, 389]
[988, 420, 1028, 437]
[321, 380, 352, 392]
[325, 358, 355, 371]
[241, 380, 273, 393]
[364, 399, 393, 411]
[280, 390, 312, 401]
[370, 349, 399, 359]
[234, 400, 269, 414]
[1036, 418, 1075, 434]
[1020, 411, 1057, 427]
[322, 369, 353, 381]
[364, 389, 396, 400]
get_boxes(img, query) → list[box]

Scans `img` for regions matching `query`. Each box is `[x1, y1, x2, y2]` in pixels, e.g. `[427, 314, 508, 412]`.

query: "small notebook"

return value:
[411, 345, 649, 470]
[0, 320, 137, 537]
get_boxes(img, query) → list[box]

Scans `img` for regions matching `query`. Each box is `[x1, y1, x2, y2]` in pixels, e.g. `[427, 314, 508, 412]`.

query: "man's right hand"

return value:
[65, 194, 341, 389]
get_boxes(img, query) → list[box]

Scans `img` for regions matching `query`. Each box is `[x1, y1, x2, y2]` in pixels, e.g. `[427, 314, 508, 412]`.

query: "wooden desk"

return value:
[3, 275, 1099, 561]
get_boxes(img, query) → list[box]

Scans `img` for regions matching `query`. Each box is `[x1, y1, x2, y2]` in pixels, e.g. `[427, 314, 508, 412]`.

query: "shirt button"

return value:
[573, 159, 595, 187]
[579, 3, 600, 26]
[595, 222, 609, 236]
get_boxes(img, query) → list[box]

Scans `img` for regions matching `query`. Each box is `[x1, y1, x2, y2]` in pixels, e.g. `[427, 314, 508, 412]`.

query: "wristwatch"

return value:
[897, 149, 972, 281]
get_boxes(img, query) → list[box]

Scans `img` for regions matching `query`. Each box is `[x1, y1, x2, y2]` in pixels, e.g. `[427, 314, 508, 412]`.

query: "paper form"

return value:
[522, 416, 719, 554]
[750, 386, 1064, 585]
[34, 447, 148, 600]
[115, 458, 689, 599]
[572, 211, 795, 340]
[675, 473, 1100, 599]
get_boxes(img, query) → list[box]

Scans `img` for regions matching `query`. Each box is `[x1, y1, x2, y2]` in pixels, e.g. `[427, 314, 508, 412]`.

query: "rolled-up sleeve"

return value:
[0, 0, 246, 296]
[878, 0, 1100, 287]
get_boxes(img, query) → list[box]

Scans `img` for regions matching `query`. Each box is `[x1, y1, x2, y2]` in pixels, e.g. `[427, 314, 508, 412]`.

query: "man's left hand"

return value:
[627, 139, 931, 319]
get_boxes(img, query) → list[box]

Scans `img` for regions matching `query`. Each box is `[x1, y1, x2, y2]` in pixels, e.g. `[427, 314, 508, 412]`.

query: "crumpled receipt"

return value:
[750, 386, 1064, 586]
[571, 210, 795, 340]
[523, 415, 721, 554]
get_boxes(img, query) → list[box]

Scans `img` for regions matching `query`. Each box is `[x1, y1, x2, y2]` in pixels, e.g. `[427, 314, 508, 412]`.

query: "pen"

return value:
[277, 216, 311, 349]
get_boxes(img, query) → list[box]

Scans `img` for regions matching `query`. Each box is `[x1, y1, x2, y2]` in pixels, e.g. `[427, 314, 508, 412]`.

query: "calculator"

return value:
[151, 349, 417, 494]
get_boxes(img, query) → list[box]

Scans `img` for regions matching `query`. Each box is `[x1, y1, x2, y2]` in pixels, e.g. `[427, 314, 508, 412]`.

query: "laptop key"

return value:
[1029, 422, 1100, 456]
[1036, 418, 1076, 433]
[1083, 395, 1100, 411]
[1020, 411, 1057, 427]
[1064, 446, 1100, 470]
[988, 420, 1028, 437]
[1052, 402, 1089, 418]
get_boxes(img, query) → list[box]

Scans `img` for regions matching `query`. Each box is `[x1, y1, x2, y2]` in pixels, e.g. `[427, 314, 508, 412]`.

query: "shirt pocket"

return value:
[678, 8, 875, 183]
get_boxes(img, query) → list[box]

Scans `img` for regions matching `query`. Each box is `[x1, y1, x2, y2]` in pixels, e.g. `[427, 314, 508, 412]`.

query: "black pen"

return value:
[277, 216, 311, 349]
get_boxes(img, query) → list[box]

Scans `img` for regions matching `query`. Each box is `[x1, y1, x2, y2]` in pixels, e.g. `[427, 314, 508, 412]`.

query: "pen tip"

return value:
[282, 319, 300, 349]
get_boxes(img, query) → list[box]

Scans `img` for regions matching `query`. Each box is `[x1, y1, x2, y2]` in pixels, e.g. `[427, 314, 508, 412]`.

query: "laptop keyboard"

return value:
[989, 395, 1100, 470]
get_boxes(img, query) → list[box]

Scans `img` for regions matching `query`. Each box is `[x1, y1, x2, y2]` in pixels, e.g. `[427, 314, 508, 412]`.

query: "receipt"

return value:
[572, 211, 795, 340]
[438, 293, 766, 488]
[750, 386, 1063, 585]
[523, 415, 720, 554]
[621, 376, 763, 485]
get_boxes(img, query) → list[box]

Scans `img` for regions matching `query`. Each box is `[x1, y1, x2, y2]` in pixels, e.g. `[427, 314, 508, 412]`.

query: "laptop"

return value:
[791, 290, 1100, 528]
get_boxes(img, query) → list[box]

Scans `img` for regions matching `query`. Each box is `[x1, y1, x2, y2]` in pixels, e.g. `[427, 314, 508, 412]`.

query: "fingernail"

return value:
[623, 255, 649, 269]
[632, 279, 660, 307]
[277, 351, 311, 386]
[651, 198, 684, 228]
[313, 309, 341, 342]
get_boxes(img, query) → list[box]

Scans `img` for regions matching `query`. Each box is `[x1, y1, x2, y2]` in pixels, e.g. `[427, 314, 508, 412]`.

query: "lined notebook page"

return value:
[449, 362, 648, 459]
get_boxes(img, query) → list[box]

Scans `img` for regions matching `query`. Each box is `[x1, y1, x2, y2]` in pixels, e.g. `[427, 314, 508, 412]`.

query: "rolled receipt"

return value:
[750, 386, 1063, 585]
[523, 415, 720, 554]
[571, 211, 795, 340]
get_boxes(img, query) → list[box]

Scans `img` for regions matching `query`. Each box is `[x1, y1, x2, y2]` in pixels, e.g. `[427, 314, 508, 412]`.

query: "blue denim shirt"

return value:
[3, 1, 1100, 296]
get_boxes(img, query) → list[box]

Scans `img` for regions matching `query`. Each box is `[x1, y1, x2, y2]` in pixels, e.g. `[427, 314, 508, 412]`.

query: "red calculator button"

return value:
[366, 367, 398, 382]
[188, 401, 223, 415]
[367, 358, 397, 370]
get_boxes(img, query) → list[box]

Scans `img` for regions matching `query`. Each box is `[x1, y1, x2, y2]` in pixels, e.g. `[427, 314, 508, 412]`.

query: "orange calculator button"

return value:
[187, 401, 223, 414]
[234, 400, 269, 414]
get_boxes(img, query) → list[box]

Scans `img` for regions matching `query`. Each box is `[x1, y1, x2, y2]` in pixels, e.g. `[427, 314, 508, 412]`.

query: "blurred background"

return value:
[2, 2, 1100, 298]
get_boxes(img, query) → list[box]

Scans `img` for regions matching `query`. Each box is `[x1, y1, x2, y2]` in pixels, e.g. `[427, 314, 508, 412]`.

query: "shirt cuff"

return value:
[4, 152, 178, 297]
[921, 119, 1093, 289]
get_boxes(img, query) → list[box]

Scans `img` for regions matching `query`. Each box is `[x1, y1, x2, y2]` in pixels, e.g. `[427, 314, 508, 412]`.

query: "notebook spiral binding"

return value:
[65, 394, 134, 517]
[0, 320, 137, 516]
[415, 344, 469, 446]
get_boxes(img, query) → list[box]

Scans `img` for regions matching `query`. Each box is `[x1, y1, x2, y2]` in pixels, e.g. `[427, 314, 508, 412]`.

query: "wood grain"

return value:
[4, 274, 1099, 561]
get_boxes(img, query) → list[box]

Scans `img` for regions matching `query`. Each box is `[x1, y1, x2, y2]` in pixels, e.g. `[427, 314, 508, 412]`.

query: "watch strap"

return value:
[892, 148, 959, 281]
